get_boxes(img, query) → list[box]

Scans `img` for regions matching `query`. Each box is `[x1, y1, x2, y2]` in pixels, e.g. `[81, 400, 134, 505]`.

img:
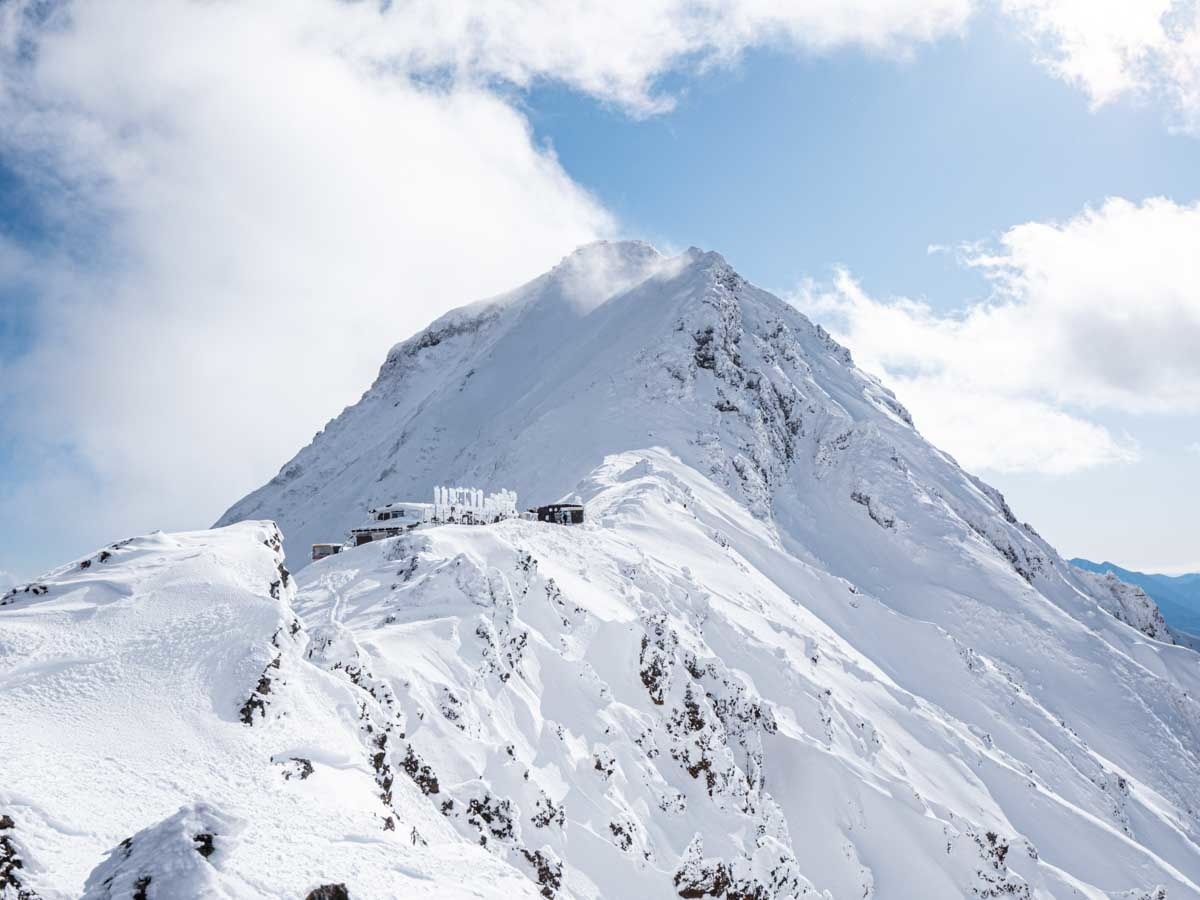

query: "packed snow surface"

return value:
[5, 241, 1200, 897]
[0, 524, 539, 899]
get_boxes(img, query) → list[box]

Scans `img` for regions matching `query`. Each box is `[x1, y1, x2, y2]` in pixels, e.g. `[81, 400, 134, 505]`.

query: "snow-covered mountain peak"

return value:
[219, 242, 885, 558]
[9, 243, 1200, 897]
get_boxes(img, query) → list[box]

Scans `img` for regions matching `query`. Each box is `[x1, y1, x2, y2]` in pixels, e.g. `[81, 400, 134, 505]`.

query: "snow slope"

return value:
[213, 240, 1194, 647]
[291, 449, 1200, 897]
[218, 240, 1200, 896]
[5, 241, 1199, 897]
[0, 523, 541, 899]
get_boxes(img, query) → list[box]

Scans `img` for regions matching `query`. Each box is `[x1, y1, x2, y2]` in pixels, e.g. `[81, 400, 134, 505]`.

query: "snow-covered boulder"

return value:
[80, 804, 248, 900]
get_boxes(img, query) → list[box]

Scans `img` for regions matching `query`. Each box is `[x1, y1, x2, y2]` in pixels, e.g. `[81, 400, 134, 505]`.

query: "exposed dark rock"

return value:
[465, 794, 515, 843]
[193, 832, 215, 859]
[639, 614, 675, 705]
[851, 490, 895, 530]
[693, 326, 717, 370]
[970, 830, 1031, 899]
[238, 655, 280, 725]
[520, 848, 563, 899]
[401, 745, 440, 795]
[280, 757, 314, 781]
[304, 884, 350, 900]
[530, 796, 564, 829]
[608, 820, 633, 852]
[0, 813, 39, 899]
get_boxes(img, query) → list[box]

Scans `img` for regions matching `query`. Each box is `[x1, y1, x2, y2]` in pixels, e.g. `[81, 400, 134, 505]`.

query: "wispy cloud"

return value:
[0, 1, 617, 570]
[1002, 0, 1200, 133]
[794, 196, 1200, 475]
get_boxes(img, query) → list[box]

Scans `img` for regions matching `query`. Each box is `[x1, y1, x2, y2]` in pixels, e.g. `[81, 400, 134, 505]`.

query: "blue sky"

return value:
[515, 11, 1200, 573]
[525, 11, 1196, 302]
[1, 1, 1198, 579]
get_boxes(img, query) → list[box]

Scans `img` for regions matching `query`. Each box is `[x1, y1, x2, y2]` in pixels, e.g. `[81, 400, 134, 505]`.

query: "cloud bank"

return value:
[0, 0, 976, 574]
[796, 197, 1200, 475]
[360, 0, 973, 114]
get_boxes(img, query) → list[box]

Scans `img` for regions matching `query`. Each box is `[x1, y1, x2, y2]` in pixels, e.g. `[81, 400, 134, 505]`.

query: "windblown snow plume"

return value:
[4, 242, 1199, 897]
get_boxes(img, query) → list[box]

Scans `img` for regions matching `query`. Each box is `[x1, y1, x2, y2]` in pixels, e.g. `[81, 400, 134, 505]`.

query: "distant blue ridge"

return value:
[1071, 558, 1200, 636]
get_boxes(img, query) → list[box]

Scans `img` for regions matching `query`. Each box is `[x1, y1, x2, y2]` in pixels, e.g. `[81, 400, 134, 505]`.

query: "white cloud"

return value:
[1002, 0, 1200, 132]
[335, 0, 974, 115]
[0, 0, 977, 574]
[965, 197, 1200, 412]
[0, 0, 615, 570]
[795, 197, 1200, 475]
[1187, 442, 1200, 455]
[878, 373, 1138, 476]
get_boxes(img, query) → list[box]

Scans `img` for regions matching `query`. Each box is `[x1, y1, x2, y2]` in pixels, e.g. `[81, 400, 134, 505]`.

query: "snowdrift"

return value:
[0, 522, 540, 899]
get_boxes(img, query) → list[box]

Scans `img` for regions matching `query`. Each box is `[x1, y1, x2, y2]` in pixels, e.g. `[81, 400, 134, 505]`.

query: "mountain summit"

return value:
[5, 243, 1199, 897]
[219, 240, 913, 557]
[221, 238, 1188, 655]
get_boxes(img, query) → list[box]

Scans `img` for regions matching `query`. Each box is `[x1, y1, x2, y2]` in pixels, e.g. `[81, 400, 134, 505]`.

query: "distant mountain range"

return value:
[1072, 558, 1200, 635]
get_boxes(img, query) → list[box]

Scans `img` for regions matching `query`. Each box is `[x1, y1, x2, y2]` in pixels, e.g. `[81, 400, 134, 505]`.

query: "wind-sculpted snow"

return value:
[0, 523, 542, 899]
[292, 450, 1200, 897]
[79, 804, 248, 900]
[4, 476, 1199, 897]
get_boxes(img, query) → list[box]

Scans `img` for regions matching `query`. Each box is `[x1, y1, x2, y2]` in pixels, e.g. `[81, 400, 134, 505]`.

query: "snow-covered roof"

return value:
[368, 501, 433, 514]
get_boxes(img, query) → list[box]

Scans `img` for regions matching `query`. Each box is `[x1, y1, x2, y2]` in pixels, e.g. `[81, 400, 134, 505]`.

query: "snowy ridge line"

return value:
[0, 521, 545, 899]
[5, 241, 1200, 896]
[284, 448, 1198, 896]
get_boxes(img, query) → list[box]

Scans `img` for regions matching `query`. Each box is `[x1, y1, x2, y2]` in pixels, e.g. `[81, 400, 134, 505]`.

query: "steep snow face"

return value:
[220, 240, 1192, 653]
[0, 524, 542, 900]
[219, 239, 878, 560]
[293, 452, 1200, 898]
[210, 239, 1200, 894]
